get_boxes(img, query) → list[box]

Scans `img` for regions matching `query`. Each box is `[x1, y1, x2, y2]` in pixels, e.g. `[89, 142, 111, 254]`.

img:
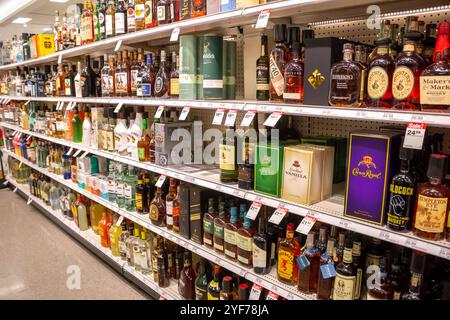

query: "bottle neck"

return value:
[343, 248, 353, 263]
[343, 51, 353, 61]
[400, 159, 410, 173]
[409, 272, 423, 293]
[429, 177, 442, 185]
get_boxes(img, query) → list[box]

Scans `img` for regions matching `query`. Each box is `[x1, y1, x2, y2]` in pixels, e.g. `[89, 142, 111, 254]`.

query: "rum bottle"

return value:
[101, 54, 115, 97]
[149, 187, 166, 226]
[256, 35, 270, 101]
[277, 223, 301, 284]
[131, 49, 142, 97]
[298, 232, 320, 294]
[283, 42, 304, 103]
[270, 24, 288, 102]
[332, 240, 356, 300]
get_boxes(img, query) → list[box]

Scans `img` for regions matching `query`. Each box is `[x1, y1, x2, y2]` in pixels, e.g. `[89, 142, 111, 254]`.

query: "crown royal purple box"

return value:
[344, 130, 401, 225]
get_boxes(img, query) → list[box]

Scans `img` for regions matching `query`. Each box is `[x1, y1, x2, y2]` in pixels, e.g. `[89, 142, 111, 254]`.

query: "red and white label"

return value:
[266, 291, 279, 300]
[296, 215, 317, 235]
[212, 108, 225, 125]
[178, 106, 190, 121]
[154, 105, 165, 119]
[255, 9, 271, 29]
[240, 110, 256, 127]
[249, 283, 263, 300]
[224, 109, 238, 127]
[155, 175, 166, 188]
[263, 111, 283, 127]
[246, 201, 262, 220]
[403, 122, 427, 150]
[268, 206, 288, 225]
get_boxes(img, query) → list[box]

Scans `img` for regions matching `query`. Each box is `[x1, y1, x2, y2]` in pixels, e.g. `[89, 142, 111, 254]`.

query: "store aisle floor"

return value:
[0, 189, 150, 300]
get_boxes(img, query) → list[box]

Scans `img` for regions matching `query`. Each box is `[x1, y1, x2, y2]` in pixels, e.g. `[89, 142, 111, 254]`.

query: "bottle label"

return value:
[269, 53, 284, 97]
[392, 66, 415, 100]
[195, 286, 207, 300]
[141, 83, 151, 96]
[256, 64, 269, 90]
[166, 200, 173, 219]
[414, 195, 448, 233]
[149, 204, 159, 221]
[157, 6, 165, 22]
[170, 78, 179, 95]
[116, 72, 127, 94]
[124, 183, 132, 198]
[115, 13, 126, 34]
[136, 192, 143, 210]
[64, 79, 71, 96]
[283, 92, 301, 100]
[207, 291, 219, 300]
[131, 70, 139, 92]
[253, 243, 267, 268]
[101, 74, 112, 94]
[105, 15, 113, 36]
[154, 77, 166, 96]
[81, 16, 94, 42]
[116, 181, 124, 196]
[420, 76, 450, 105]
[368, 66, 389, 99]
[219, 144, 235, 171]
[138, 147, 145, 160]
[238, 255, 249, 265]
[214, 224, 224, 240]
[332, 274, 356, 300]
[135, 4, 145, 20]
[127, 8, 136, 29]
[277, 249, 294, 280]
[106, 131, 114, 151]
[237, 233, 252, 251]
[99, 12, 105, 33]
[387, 183, 414, 228]
[145, 1, 153, 25]
[224, 229, 236, 246]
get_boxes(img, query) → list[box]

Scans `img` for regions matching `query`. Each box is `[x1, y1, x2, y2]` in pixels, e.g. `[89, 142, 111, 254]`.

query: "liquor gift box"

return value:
[301, 136, 347, 183]
[189, 187, 216, 244]
[179, 181, 191, 240]
[344, 130, 401, 225]
[34, 34, 55, 58]
[155, 122, 193, 166]
[281, 145, 323, 205]
[304, 37, 343, 106]
[255, 142, 286, 198]
[179, 0, 191, 20]
[180, 35, 198, 99]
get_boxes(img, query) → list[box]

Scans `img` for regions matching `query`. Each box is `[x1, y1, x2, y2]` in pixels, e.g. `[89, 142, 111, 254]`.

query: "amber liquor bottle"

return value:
[127, 0, 136, 33]
[270, 24, 288, 102]
[237, 216, 255, 267]
[149, 187, 166, 226]
[283, 42, 304, 104]
[178, 251, 196, 299]
[169, 0, 179, 23]
[81, 0, 95, 45]
[115, 0, 128, 35]
[154, 50, 170, 98]
[317, 239, 335, 300]
[165, 178, 177, 230]
[213, 202, 228, 254]
[401, 251, 426, 300]
[298, 232, 320, 294]
[170, 52, 179, 99]
[366, 255, 394, 300]
[131, 49, 142, 97]
[332, 240, 356, 300]
[413, 154, 449, 241]
[105, 0, 116, 38]
[277, 223, 301, 285]
[144, 0, 157, 28]
[224, 206, 240, 260]
[191, 0, 206, 18]
[351, 236, 363, 300]
[157, 244, 170, 288]
[238, 114, 258, 190]
[114, 51, 124, 96]
[256, 35, 270, 101]
[203, 198, 216, 248]
[121, 50, 132, 97]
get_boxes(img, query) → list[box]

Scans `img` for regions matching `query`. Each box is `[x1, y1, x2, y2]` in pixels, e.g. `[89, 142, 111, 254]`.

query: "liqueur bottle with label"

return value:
[237, 215, 255, 268]
[366, 255, 394, 300]
[135, 0, 145, 31]
[256, 35, 270, 101]
[354, 45, 368, 107]
[413, 154, 449, 241]
[203, 198, 216, 248]
[213, 202, 228, 254]
[329, 43, 362, 107]
[195, 259, 210, 300]
[169, 0, 179, 23]
[130, 49, 141, 97]
[401, 251, 426, 300]
[253, 213, 271, 275]
[317, 239, 335, 300]
[220, 276, 237, 300]
[101, 54, 115, 97]
[170, 52, 179, 98]
[81, 55, 96, 97]
[238, 114, 258, 189]
[157, 244, 170, 288]
[224, 206, 240, 260]
[105, 0, 116, 38]
[122, 50, 132, 96]
[154, 50, 170, 98]
[127, 0, 136, 33]
[387, 147, 416, 231]
[138, 53, 154, 97]
[332, 240, 356, 300]
[95, 0, 106, 41]
[191, 0, 205, 18]
[298, 232, 320, 294]
[277, 223, 301, 284]
[316, 227, 327, 254]
[207, 265, 221, 300]
[115, 0, 127, 35]
[270, 24, 288, 102]
[81, 0, 95, 45]
[351, 235, 363, 300]
[283, 42, 304, 104]
[149, 187, 166, 226]
[165, 178, 177, 230]
[220, 124, 238, 183]
[145, 0, 157, 28]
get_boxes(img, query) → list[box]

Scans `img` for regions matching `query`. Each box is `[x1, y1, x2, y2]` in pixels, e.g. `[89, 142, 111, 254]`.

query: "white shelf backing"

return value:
[2, 147, 312, 300]
[4, 175, 181, 300]
[2, 123, 450, 263]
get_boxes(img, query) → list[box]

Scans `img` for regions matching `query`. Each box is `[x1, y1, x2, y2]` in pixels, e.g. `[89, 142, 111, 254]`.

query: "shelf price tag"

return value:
[59, 102, 65, 111]
[114, 39, 123, 52]
[178, 106, 190, 121]
[73, 149, 83, 157]
[114, 102, 124, 113]
[58, 53, 63, 64]
[255, 9, 271, 29]
[116, 215, 124, 227]
[55, 101, 61, 110]
[263, 111, 283, 127]
[295, 215, 317, 235]
[155, 175, 166, 188]
[26, 135, 32, 141]
[224, 109, 238, 126]
[249, 283, 263, 300]
[246, 201, 262, 220]
[212, 108, 225, 125]
[403, 122, 427, 150]
[320, 263, 337, 279]
[154, 105, 165, 119]
[268, 206, 288, 225]
[296, 254, 310, 270]
[27, 197, 33, 205]
[170, 27, 180, 42]
[66, 101, 73, 111]
[266, 291, 279, 300]
[240, 110, 256, 127]
[18, 162, 23, 168]
[65, 147, 74, 156]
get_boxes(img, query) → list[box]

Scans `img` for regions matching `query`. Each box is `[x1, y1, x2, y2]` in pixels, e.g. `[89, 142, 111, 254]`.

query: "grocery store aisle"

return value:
[0, 189, 150, 300]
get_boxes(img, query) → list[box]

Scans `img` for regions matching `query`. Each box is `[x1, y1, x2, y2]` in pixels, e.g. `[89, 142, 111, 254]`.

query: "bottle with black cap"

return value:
[413, 154, 449, 240]
[332, 238, 356, 300]
[270, 24, 288, 102]
[387, 146, 416, 231]
[401, 250, 426, 300]
[286, 26, 300, 62]
[238, 283, 249, 300]
[283, 42, 304, 104]
[300, 29, 314, 60]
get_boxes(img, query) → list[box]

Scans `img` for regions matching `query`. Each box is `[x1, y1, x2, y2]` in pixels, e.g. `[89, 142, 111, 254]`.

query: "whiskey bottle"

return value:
[387, 147, 416, 231]
[105, 0, 116, 38]
[195, 260, 210, 300]
[149, 187, 166, 226]
[283, 42, 304, 103]
[157, 0, 170, 25]
[224, 206, 240, 260]
[317, 239, 335, 300]
[178, 251, 196, 299]
[115, 0, 128, 35]
[203, 198, 216, 248]
[122, 50, 132, 96]
[316, 227, 327, 254]
[253, 212, 271, 275]
[115, 52, 123, 96]
[81, 55, 96, 97]
[334, 232, 345, 264]
[101, 54, 115, 97]
[413, 154, 449, 241]
[366, 255, 394, 300]
[170, 52, 179, 99]
[270, 24, 288, 102]
[127, 0, 136, 33]
[165, 178, 177, 230]
[238, 113, 258, 189]
[207, 265, 221, 300]
[277, 223, 301, 285]
[135, 0, 145, 31]
[351, 235, 363, 300]
[157, 244, 170, 288]
[144, 0, 157, 28]
[237, 215, 255, 268]
[298, 232, 320, 294]
[131, 49, 142, 97]
[81, 0, 95, 45]
[93, 58, 103, 97]
[354, 45, 368, 107]
[329, 43, 362, 107]
[422, 24, 437, 65]
[135, 175, 145, 214]
[172, 185, 180, 233]
[154, 50, 170, 98]
[256, 35, 270, 101]
[332, 240, 356, 300]
[213, 202, 228, 254]
[219, 276, 237, 300]
[220, 124, 238, 183]
[138, 53, 154, 97]
[401, 251, 426, 300]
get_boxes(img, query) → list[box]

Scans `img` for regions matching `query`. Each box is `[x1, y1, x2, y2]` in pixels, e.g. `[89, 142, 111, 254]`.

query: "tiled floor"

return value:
[0, 189, 150, 300]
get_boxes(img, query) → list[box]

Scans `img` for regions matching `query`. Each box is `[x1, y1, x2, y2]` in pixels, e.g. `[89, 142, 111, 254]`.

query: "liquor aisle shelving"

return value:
[2, 0, 450, 302]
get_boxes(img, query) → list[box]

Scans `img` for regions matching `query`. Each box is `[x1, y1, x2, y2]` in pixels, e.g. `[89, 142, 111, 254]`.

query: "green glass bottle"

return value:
[124, 165, 137, 211]
[195, 259, 210, 300]
[219, 124, 238, 183]
[72, 107, 83, 143]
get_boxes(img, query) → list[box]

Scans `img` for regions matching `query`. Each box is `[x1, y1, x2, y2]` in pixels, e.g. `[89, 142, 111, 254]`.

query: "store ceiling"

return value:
[0, 0, 80, 41]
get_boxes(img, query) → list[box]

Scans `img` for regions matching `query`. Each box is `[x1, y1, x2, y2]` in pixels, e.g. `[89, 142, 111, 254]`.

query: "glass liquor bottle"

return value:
[98, 210, 112, 248]
[138, 228, 152, 274]
[207, 265, 221, 300]
[332, 240, 356, 300]
[138, 53, 153, 97]
[178, 251, 196, 299]
[401, 251, 426, 300]
[154, 50, 170, 98]
[137, 113, 150, 161]
[135, 0, 145, 31]
[366, 255, 394, 300]
[364, 238, 383, 284]
[101, 54, 114, 97]
[172, 185, 181, 233]
[127, 0, 136, 33]
[149, 187, 166, 226]
[109, 215, 122, 256]
[256, 35, 270, 101]
[121, 50, 132, 97]
[135, 175, 146, 214]
[354, 45, 368, 106]
[195, 260, 210, 300]
[74, 61, 82, 98]
[238, 110, 258, 190]
[334, 232, 345, 264]
[105, 0, 116, 38]
[237, 216, 255, 267]
[413, 154, 449, 240]
[81, 0, 95, 45]
[298, 232, 320, 294]
[253, 213, 271, 275]
[165, 178, 177, 230]
[71, 107, 83, 143]
[220, 124, 238, 183]
[94, 0, 106, 41]
[283, 42, 304, 104]
[124, 165, 137, 211]
[220, 276, 237, 300]
[316, 227, 327, 254]
[213, 202, 228, 254]
[118, 220, 130, 260]
[329, 43, 362, 107]
[64, 65, 75, 97]
[81, 55, 96, 97]
[157, 243, 170, 288]
[131, 49, 142, 97]
[93, 58, 103, 97]
[156, 0, 169, 25]
[203, 198, 216, 248]
[224, 206, 240, 260]
[387, 147, 416, 231]
[144, 0, 157, 28]
[317, 239, 335, 300]
[170, 52, 179, 99]
[115, 0, 127, 35]
[270, 24, 288, 102]
[169, 0, 179, 23]
[277, 223, 301, 284]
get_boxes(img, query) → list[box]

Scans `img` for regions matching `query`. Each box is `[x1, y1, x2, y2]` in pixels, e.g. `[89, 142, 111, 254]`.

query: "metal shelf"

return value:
[5, 176, 181, 300]
[2, 96, 450, 126]
[2, 122, 450, 263]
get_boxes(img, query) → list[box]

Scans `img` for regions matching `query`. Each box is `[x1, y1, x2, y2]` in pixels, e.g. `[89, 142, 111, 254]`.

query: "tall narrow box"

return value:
[220, 0, 236, 11]
[190, 186, 203, 244]
[302, 144, 335, 200]
[180, 35, 198, 99]
[254, 142, 285, 198]
[179, 182, 191, 240]
[344, 130, 401, 225]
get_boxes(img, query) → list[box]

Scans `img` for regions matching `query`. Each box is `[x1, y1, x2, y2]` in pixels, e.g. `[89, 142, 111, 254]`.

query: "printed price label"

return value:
[27, 197, 33, 205]
[116, 215, 124, 227]
[263, 111, 283, 127]
[266, 291, 279, 300]
[154, 106, 165, 119]
[65, 147, 74, 156]
[212, 108, 225, 125]
[404, 122, 427, 150]
[170, 27, 180, 42]
[268, 206, 288, 225]
[224, 109, 238, 127]
[240, 110, 256, 127]
[320, 263, 337, 279]
[296, 255, 310, 270]
[73, 149, 83, 157]
[249, 283, 263, 300]
[255, 9, 271, 29]
[296, 215, 317, 235]
[178, 106, 190, 121]
[55, 101, 61, 110]
[114, 39, 123, 52]
[58, 54, 63, 64]
[114, 102, 124, 113]
[246, 201, 262, 220]
[80, 151, 89, 159]
[18, 162, 23, 168]
[155, 175, 166, 188]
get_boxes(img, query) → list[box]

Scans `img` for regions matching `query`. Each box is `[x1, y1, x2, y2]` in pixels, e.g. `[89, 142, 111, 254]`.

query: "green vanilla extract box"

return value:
[255, 142, 288, 198]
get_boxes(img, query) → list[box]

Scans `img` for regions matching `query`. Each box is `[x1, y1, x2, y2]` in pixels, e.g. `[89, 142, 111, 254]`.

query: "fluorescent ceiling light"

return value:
[0, 0, 34, 24]
[12, 17, 32, 24]
[49, 0, 69, 2]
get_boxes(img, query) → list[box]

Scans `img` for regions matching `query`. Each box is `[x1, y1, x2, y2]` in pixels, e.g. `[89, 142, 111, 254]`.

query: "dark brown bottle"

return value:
[178, 251, 196, 299]
[332, 240, 356, 300]
[219, 276, 237, 300]
[298, 232, 320, 294]
[317, 239, 335, 300]
[149, 187, 166, 226]
[157, 244, 170, 288]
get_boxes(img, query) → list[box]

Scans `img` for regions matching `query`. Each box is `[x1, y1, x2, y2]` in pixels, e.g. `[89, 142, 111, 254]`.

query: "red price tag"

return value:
[155, 175, 166, 188]
[268, 206, 288, 225]
[403, 122, 426, 150]
[296, 215, 317, 235]
[255, 9, 271, 29]
[249, 283, 263, 300]
[266, 291, 279, 300]
[246, 202, 262, 220]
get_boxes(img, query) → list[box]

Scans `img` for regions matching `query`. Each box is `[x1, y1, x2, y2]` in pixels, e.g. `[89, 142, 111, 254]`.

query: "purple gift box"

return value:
[344, 130, 401, 225]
